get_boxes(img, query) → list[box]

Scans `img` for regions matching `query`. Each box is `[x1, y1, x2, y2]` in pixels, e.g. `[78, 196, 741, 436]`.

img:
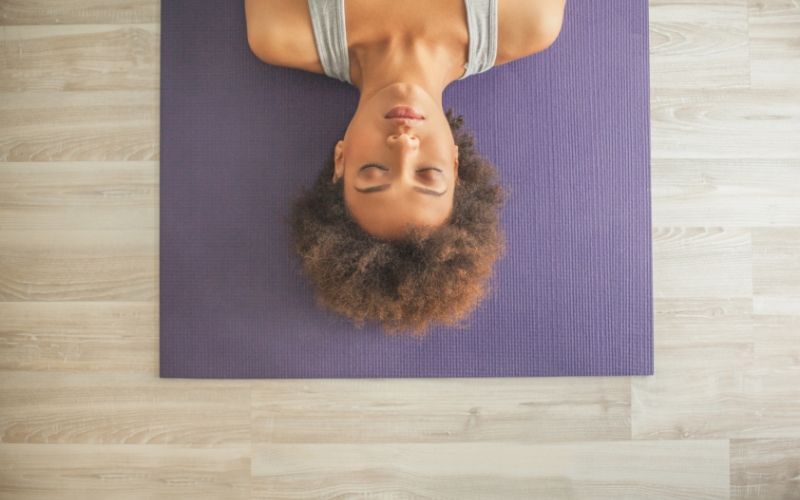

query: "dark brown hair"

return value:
[288, 108, 508, 337]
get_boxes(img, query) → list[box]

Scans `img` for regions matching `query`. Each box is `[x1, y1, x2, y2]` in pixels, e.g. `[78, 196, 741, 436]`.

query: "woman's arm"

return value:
[244, 0, 320, 71]
[496, 0, 566, 66]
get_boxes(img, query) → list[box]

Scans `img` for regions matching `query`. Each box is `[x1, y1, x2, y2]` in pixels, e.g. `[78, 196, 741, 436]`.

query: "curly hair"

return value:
[288, 108, 508, 338]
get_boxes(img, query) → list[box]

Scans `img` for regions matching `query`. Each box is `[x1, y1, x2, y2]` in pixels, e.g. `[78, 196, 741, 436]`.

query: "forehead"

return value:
[345, 192, 452, 235]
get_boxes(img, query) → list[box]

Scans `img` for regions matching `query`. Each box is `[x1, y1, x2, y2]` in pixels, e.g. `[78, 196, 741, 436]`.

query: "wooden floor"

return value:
[0, 0, 798, 498]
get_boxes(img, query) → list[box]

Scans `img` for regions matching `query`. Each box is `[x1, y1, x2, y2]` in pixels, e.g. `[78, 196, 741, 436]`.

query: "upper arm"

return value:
[496, 0, 566, 65]
[244, 0, 322, 72]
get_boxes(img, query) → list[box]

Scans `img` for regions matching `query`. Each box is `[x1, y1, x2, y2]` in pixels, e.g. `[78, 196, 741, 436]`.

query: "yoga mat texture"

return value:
[159, 0, 653, 378]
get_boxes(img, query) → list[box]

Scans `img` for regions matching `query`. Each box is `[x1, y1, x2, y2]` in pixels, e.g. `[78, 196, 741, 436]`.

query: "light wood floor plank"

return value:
[651, 89, 800, 159]
[0, 91, 158, 161]
[0, 372, 251, 445]
[748, 0, 800, 89]
[0, 0, 157, 26]
[251, 378, 630, 444]
[0, 443, 251, 500]
[651, 0, 748, 21]
[0, 24, 158, 91]
[652, 159, 800, 227]
[650, 0, 750, 89]
[634, 298, 756, 439]
[251, 441, 730, 499]
[745, 314, 800, 437]
[0, 301, 155, 373]
[731, 438, 800, 499]
[0, 162, 157, 231]
[653, 227, 752, 298]
[634, 298, 800, 439]
[0, 230, 155, 301]
[752, 228, 800, 314]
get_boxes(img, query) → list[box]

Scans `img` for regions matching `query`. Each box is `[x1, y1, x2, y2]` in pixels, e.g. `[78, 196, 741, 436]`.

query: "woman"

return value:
[245, 0, 565, 336]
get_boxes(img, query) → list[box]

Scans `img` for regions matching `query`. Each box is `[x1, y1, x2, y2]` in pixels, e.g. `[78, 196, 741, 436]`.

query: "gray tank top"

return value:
[307, 0, 498, 85]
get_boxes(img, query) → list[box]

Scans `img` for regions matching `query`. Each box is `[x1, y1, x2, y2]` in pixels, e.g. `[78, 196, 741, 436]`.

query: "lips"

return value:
[385, 105, 425, 120]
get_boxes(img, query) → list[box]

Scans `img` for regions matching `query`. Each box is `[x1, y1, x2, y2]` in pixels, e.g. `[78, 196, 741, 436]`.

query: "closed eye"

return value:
[358, 164, 443, 173]
[354, 164, 447, 195]
[354, 184, 447, 196]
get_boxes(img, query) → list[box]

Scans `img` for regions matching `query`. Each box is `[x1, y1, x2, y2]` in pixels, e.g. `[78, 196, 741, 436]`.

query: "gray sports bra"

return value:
[307, 0, 498, 85]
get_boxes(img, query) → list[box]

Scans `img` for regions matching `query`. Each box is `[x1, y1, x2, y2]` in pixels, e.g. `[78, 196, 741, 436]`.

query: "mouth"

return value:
[385, 105, 425, 120]
[387, 117, 421, 126]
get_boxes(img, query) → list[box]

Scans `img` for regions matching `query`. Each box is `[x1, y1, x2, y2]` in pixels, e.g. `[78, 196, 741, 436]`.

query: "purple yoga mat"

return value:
[159, 0, 653, 378]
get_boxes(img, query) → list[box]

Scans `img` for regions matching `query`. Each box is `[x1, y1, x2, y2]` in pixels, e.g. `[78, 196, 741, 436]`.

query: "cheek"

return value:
[348, 123, 384, 153]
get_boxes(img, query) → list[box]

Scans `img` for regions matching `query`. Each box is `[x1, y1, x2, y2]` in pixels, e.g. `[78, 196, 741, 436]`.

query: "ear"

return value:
[333, 140, 345, 183]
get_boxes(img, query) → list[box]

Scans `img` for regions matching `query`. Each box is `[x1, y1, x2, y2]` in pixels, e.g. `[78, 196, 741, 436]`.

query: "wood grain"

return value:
[0, 91, 158, 161]
[251, 441, 730, 499]
[731, 438, 800, 499]
[652, 159, 800, 227]
[0, 302, 156, 372]
[650, 89, 800, 160]
[0, 230, 155, 301]
[0, 162, 157, 231]
[0, 0, 798, 497]
[0, 443, 251, 499]
[0, 372, 251, 445]
[0, 0, 157, 25]
[748, 0, 800, 89]
[0, 24, 159, 91]
[650, 0, 750, 89]
[251, 377, 630, 444]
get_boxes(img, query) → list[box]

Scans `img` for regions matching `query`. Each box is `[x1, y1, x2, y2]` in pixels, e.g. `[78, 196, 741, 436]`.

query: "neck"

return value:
[349, 36, 465, 107]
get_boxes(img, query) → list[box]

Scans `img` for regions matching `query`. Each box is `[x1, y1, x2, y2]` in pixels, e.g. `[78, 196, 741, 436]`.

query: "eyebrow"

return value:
[355, 163, 447, 196]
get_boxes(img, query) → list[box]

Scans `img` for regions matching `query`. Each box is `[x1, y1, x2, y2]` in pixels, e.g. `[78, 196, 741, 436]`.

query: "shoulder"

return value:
[244, 0, 325, 75]
[243, 0, 566, 73]
[495, 0, 566, 66]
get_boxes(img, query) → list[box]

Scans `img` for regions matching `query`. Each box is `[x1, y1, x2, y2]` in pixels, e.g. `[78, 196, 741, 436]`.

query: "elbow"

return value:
[246, 28, 265, 60]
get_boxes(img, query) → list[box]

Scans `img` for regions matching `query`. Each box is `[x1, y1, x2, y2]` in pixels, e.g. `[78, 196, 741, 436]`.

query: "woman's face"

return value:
[333, 83, 459, 240]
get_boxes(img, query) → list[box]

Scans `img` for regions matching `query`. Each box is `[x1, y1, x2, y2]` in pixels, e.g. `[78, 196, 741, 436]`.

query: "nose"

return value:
[387, 128, 419, 179]
[387, 127, 419, 149]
